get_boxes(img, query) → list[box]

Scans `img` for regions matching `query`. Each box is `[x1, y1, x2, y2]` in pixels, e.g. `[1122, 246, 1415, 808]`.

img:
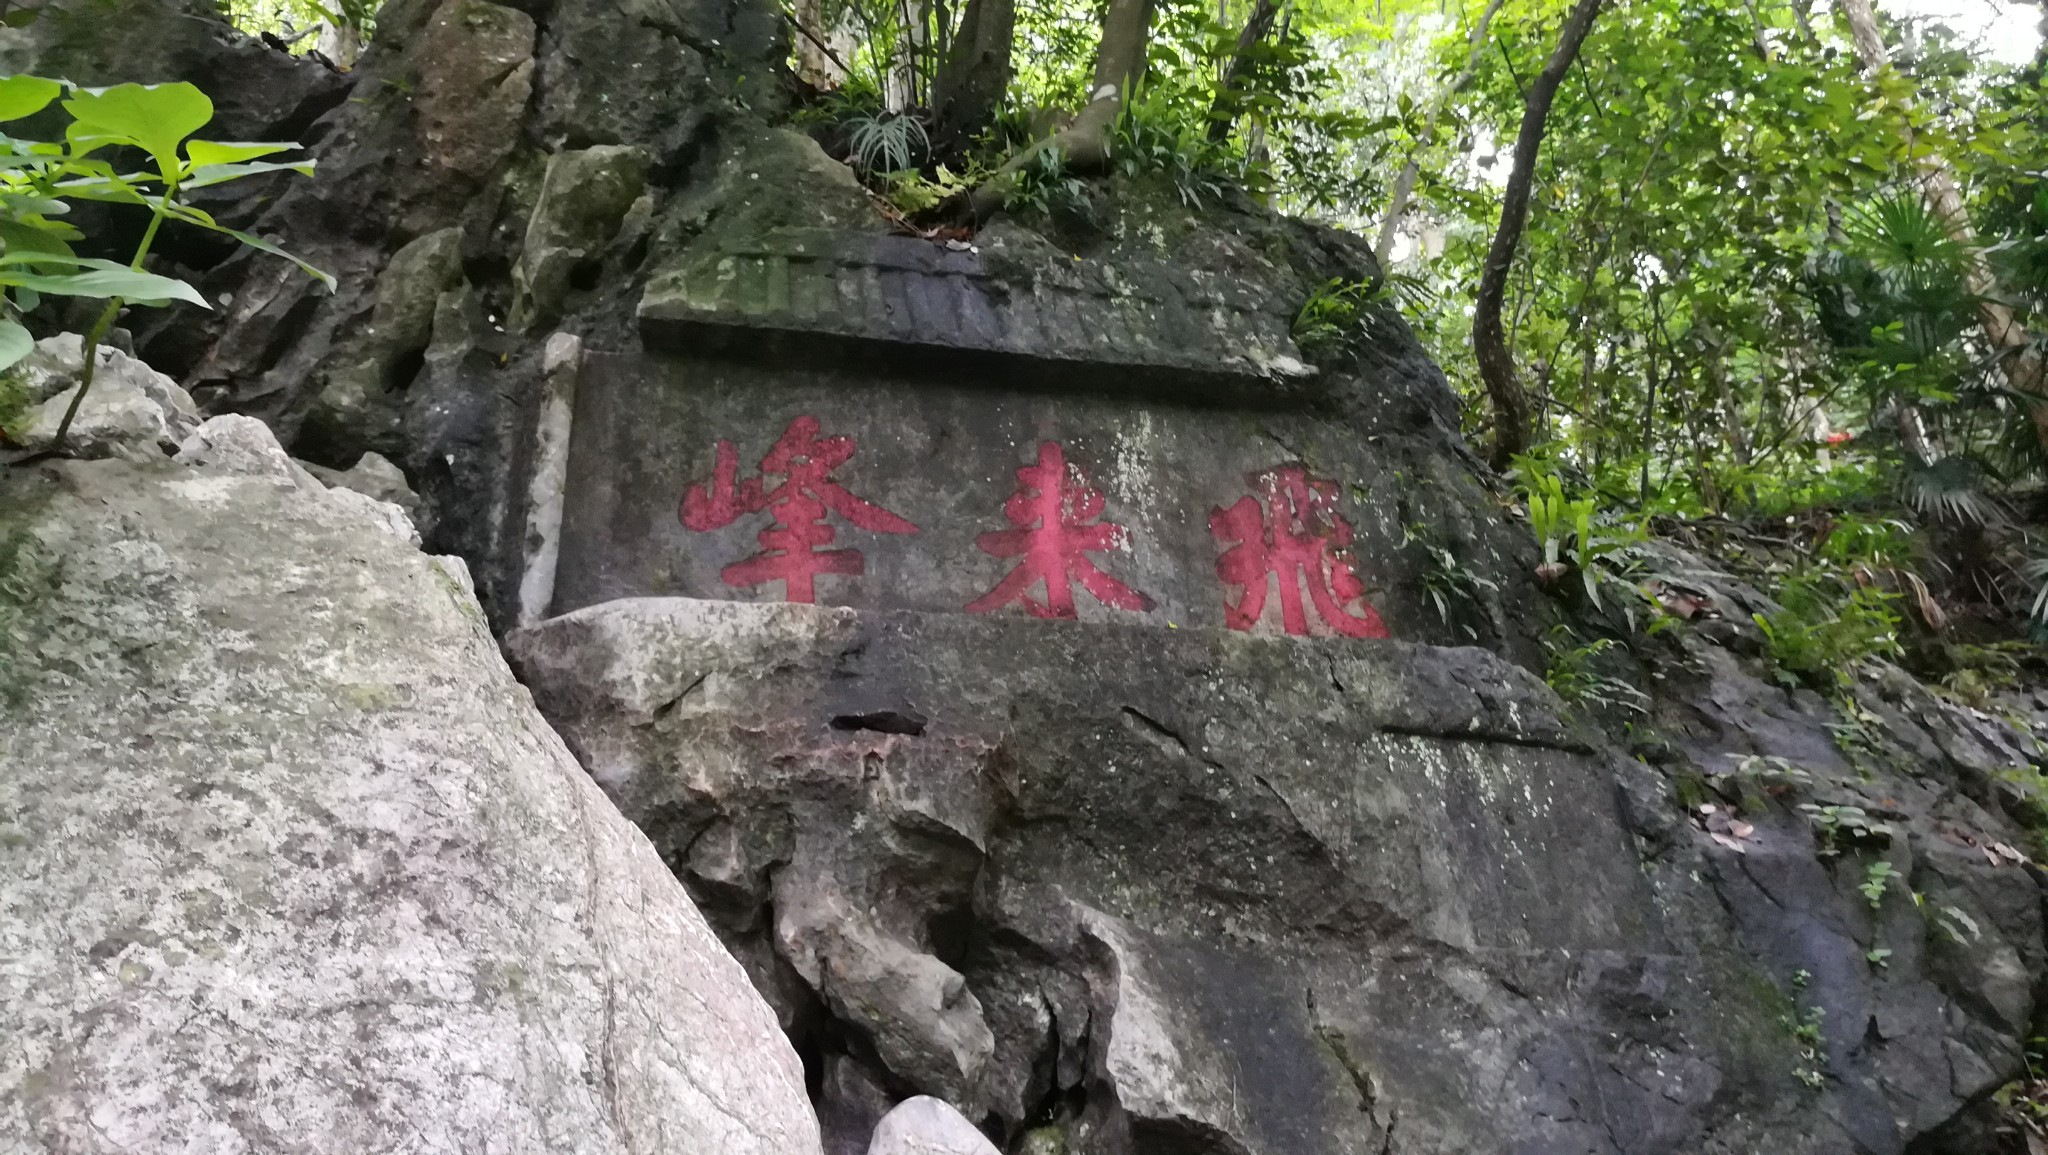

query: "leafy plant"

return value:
[1002, 146, 1088, 217]
[846, 111, 929, 175]
[1754, 574, 1902, 690]
[1800, 802, 1894, 857]
[1292, 277, 1373, 352]
[1515, 461, 1645, 611]
[0, 78, 326, 444]
[1782, 971, 1828, 1089]
[1860, 860, 1898, 910]
[1400, 519, 1498, 634]
[1542, 625, 1648, 714]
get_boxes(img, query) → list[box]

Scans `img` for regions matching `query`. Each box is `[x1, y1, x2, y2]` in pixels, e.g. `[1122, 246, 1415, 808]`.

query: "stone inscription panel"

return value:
[554, 352, 1425, 637]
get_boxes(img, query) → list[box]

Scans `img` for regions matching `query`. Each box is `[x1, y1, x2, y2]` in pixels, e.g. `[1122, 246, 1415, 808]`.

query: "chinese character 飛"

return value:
[1210, 464, 1388, 638]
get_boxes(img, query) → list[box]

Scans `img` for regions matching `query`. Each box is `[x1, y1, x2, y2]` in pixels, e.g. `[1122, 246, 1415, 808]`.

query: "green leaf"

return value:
[0, 317, 31, 372]
[184, 140, 297, 168]
[0, 260, 208, 306]
[156, 198, 334, 291]
[180, 159, 316, 190]
[0, 75, 61, 123]
[62, 82, 214, 180]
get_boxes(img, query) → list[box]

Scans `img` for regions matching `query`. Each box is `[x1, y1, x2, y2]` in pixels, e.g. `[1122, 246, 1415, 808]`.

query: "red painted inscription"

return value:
[680, 415, 917, 603]
[1210, 464, 1388, 638]
[965, 442, 1154, 618]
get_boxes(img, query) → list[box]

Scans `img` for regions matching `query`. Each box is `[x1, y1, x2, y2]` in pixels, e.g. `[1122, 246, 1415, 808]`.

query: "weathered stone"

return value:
[0, 429, 823, 1155]
[510, 595, 2045, 1155]
[302, 450, 421, 516]
[300, 228, 466, 454]
[867, 1096, 1000, 1155]
[638, 221, 1318, 404]
[410, 0, 536, 228]
[819, 1055, 897, 1155]
[367, 227, 468, 363]
[512, 146, 651, 330]
[11, 334, 201, 461]
[176, 413, 323, 486]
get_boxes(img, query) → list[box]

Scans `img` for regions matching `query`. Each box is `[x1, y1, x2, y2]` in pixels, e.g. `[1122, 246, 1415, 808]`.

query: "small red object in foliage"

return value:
[965, 441, 1153, 618]
[1824, 431, 1853, 445]
[1210, 464, 1389, 638]
[680, 415, 918, 603]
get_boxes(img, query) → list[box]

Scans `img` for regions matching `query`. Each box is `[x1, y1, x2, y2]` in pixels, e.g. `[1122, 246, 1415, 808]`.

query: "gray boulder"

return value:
[867, 1097, 1000, 1155]
[0, 422, 822, 1155]
[9, 333, 201, 461]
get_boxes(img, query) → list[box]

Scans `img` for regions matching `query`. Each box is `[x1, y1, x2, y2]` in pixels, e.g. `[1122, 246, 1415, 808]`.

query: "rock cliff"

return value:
[3, 0, 2046, 1153]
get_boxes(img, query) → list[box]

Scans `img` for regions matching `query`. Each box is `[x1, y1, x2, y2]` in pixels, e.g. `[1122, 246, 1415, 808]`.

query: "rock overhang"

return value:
[637, 224, 1323, 408]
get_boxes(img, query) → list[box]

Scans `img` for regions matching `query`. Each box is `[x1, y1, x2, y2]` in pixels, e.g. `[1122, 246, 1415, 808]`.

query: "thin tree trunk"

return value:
[929, 0, 1016, 153]
[1473, 0, 1604, 469]
[1206, 0, 1281, 143]
[1836, 0, 2048, 450]
[1374, 0, 1505, 266]
[960, 0, 1153, 220]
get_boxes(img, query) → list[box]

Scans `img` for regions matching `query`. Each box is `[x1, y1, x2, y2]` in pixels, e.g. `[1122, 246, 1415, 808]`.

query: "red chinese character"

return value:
[1209, 464, 1388, 638]
[680, 415, 917, 604]
[965, 442, 1154, 619]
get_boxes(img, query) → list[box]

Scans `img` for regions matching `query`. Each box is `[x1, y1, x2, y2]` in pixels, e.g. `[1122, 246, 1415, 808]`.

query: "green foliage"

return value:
[1400, 519, 1499, 637]
[1799, 801, 1894, 857]
[1516, 460, 1646, 612]
[1292, 277, 1375, 351]
[1782, 969, 1828, 1089]
[847, 111, 930, 175]
[1754, 574, 1903, 689]
[1859, 859, 1898, 910]
[1541, 625, 1649, 714]
[0, 78, 325, 438]
[1002, 147, 1088, 217]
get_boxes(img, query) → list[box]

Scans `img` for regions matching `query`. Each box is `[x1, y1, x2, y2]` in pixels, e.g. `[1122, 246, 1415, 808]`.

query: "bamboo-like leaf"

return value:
[180, 159, 316, 190]
[156, 198, 334, 290]
[184, 140, 299, 168]
[0, 261, 208, 306]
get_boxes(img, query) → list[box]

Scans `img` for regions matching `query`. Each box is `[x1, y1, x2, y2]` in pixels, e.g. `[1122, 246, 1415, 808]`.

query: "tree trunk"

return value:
[1373, 0, 1504, 266]
[792, 0, 852, 89]
[1205, 0, 1281, 144]
[929, 0, 1016, 154]
[1473, 0, 1604, 469]
[1836, 0, 2048, 451]
[960, 0, 1153, 221]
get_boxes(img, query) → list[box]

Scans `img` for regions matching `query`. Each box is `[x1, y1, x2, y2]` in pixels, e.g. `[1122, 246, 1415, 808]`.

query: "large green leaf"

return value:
[0, 76, 61, 123]
[62, 83, 214, 181]
[185, 140, 297, 168]
[0, 260, 207, 306]
[0, 317, 31, 372]
[158, 198, 335, 290]
[180, 159, 316, 190]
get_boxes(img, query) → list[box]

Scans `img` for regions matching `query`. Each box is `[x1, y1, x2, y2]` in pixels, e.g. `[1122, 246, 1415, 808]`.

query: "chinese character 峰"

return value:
[680, 415, 917, 604]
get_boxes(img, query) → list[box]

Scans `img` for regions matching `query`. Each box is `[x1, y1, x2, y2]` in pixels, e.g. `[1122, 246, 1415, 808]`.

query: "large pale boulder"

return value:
[0, 420, 822, 1155]
[867, 1097, 1000, 1155]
